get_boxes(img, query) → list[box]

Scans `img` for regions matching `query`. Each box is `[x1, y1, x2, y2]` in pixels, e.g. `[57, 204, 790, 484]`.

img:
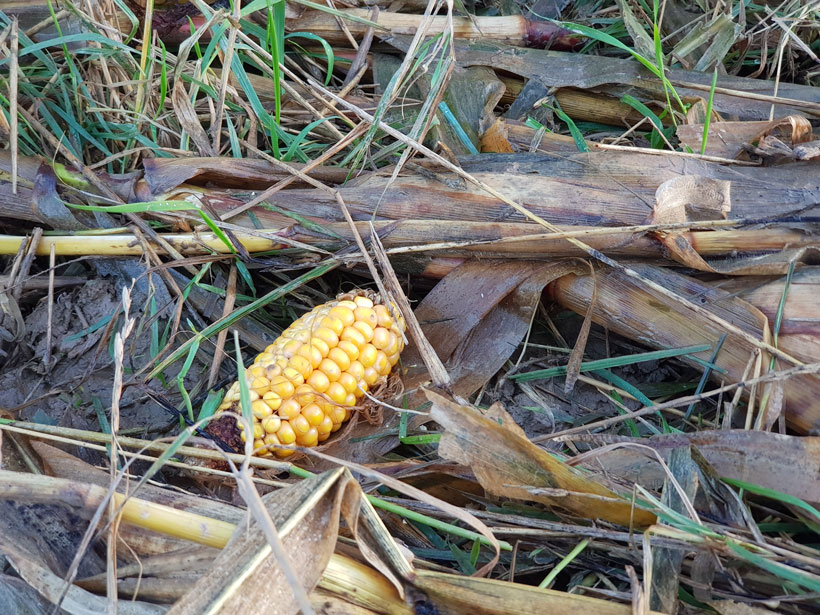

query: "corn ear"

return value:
[217, 292, 406, 456]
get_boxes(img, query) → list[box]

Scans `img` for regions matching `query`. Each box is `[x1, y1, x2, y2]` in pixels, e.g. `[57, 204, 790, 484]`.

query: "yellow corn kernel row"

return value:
[216, 293, 405, 457]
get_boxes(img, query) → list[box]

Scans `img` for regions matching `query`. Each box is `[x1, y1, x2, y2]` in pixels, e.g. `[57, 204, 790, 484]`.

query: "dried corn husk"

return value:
[549, 264, 820, 433]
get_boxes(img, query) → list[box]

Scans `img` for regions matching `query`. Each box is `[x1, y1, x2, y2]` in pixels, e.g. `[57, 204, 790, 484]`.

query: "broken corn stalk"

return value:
[217, 292, 406, 457]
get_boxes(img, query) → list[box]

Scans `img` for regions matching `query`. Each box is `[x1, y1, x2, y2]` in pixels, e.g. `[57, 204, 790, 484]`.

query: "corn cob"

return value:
[216, 292, 406, 457]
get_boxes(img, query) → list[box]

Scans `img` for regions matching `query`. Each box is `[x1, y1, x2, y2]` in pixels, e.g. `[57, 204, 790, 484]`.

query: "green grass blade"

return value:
[510, 344, 712, 382]
[700, 68, 718, 155]
[284, 32, 334, 85]
[620, 94, 665, 134]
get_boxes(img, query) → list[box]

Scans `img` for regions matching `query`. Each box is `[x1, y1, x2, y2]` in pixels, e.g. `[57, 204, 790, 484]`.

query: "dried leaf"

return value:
[479, 118, 515, 153]
[426, 390, 657, 526]
[31, 162, 86, 230]
[670, 13, 741, 72]
[414, 569, 662, 615]
[550, 265, 820, 434]
[617, 0, 655, 60]
[758, 380, 785, 431]
[404, 260, 586, 399]
[677, 115, 813, 159]
[172, 80, 216, 157]
[651, 176, 731, 272]
[576, 430, 820, 503]
[142, 157, 351, 195]
[564, 261, 596, 393]
[168, 469, 353, 615]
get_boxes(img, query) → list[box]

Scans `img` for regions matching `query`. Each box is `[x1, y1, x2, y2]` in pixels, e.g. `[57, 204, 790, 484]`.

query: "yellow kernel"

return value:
[338, 372, 358, 395]
[278, 398, 302, 420]
[301, 403, 325, 427]
[344, 393, 357, 407]
[296, 427, 319, 447]
[251, 399, 273, 419]
[389, 303, 405, 328]
[329, 405, 346, 424]
[385, 334, 402, 357]
[295, 384, 316, 406]
[287, 355, 312, 379]
[253, 438, 265, 452]
[262, 416, 282, 434]
[328, 347, 352, 371]
[318, 414, 334, 435]
[282, 338, 303, 358]
[372, 327, 393, 350]
[249, 365, 266, 378]
[270, 377, 295, 399]
[306, 370, 330, 394]
[353, 296, 374, 308]
[388, 352, 401, 366]
[329, 306, 355, 327]
[318, 431, 331, 442]
[390, 323, 405, 341]
[359, 344, 378, 368]
[291, 414, 310, 435]
[354, 306, 378, 328]
[263, 433, 280, 448]
[374, 351, 390, 375]
[314, 327, 339, 348]
[352, 321, 375, 343]
[340, 326, 366, 349]
[239, 429, 247, 442]
[319, 358, 341, 381]
[276, 449, 296, 458]
[253, 423, 265, 439]
[337, 340, 360, 361]
[363, 367, 380, 386]
[262, 391, 282, 410]
[337, 300, 358, 310]
[347, 361, 365, 381]
[320, 316, 344, 336]
[265, 365, 283, 380]
[326, 382, 347, 404]
[310, 337, 331, 357]
[282, 367, 305, 385]
[277, 421, 296, 444]
[250, 376, 270, 392]
[374, 304, 394, 329]
[247, 390, 260, 401]
[297, 344, 323, 368]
